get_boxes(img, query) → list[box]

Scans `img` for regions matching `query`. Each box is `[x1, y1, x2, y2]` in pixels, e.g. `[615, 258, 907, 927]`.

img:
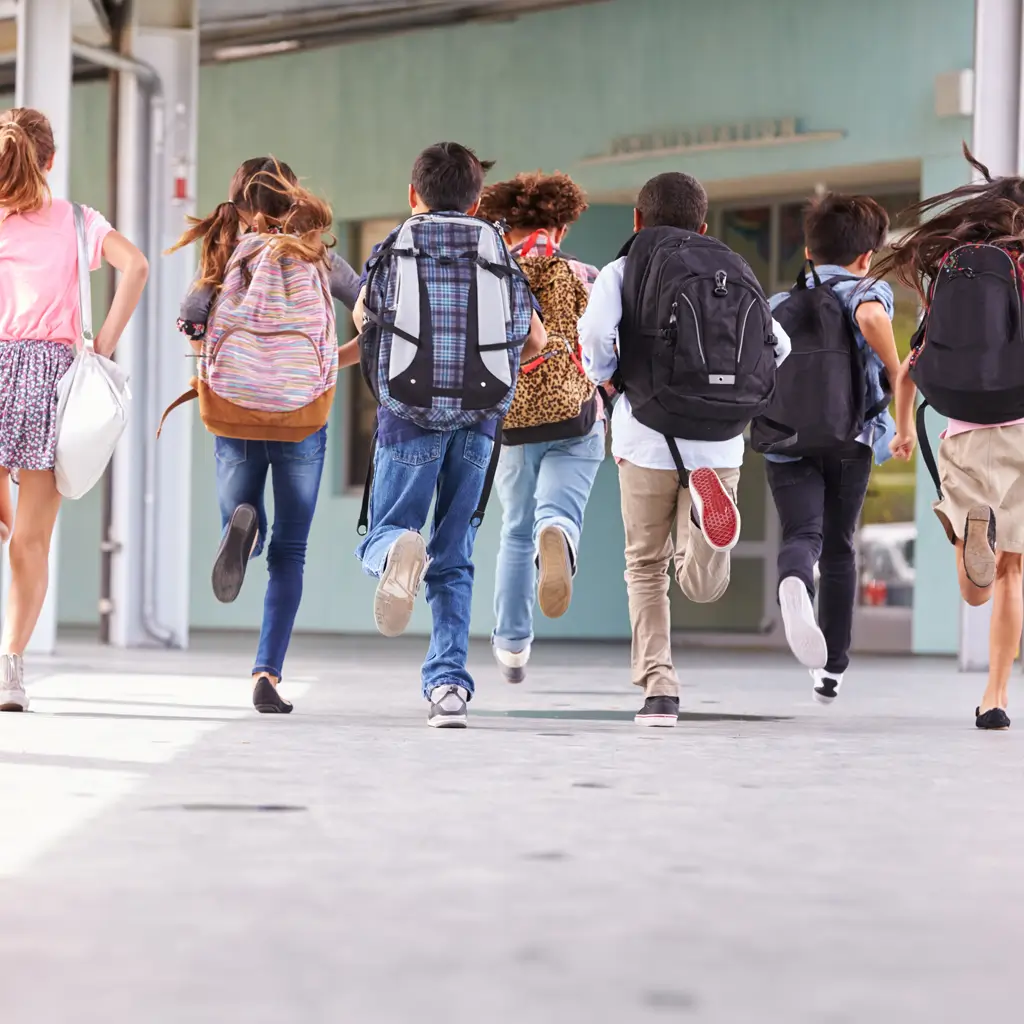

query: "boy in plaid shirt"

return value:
[350, 143, 546, 727]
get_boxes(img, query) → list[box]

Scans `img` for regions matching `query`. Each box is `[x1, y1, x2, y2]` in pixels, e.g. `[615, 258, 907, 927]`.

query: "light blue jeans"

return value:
[355, 427, 493, 698]
[492, 421, 606, 653]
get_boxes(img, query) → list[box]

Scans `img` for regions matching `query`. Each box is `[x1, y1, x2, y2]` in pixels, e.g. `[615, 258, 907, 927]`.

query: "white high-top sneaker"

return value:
[811, 668, 844, 705]
[0, 653, 27, 712]
[493, 642, 531, 684]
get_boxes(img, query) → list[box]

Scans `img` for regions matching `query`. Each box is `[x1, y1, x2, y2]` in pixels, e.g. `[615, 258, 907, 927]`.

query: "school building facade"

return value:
[48, 0, 988, 656]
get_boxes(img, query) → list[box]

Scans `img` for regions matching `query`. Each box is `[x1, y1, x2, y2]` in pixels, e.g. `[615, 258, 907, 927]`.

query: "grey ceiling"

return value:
[198, 0, 606, 57]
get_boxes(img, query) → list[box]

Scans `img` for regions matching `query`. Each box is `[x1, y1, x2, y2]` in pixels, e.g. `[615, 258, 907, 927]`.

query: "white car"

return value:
[857, 522, 916, 608]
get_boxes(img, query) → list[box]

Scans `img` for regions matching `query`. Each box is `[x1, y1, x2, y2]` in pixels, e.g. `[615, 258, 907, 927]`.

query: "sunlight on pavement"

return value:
[0, 672, 310, 879]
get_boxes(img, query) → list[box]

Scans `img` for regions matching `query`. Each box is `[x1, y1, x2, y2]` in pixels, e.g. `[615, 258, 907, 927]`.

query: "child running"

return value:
[476, 172, 604, 683]
[758, 195, 899, 705]
[579, 172, 790, 727]
[351, 142, 546, 727]
[885, 146, 1024, 730]
[0, 107, 148, 713]
[169, 157, 357, 714]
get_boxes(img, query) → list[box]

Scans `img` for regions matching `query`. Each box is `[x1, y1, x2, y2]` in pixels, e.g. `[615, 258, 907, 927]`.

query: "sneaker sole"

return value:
[964, 506, 996, 588]
[537, 526, 572, 619]
[498, 665, 525, 684]
[375, 532, 428, 638]
[212, 505, 259, 604]
[428, 715, 468, 729]
[690, 469, 740, 551]
[634, 714, 678, 727]
[779, 577, 828, 670]
[812, 690, 838, 706]
[0, 701, 26, 712]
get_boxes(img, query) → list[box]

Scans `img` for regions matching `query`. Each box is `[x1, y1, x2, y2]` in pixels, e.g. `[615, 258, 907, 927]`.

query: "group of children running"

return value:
[0, 106, 1019, 733]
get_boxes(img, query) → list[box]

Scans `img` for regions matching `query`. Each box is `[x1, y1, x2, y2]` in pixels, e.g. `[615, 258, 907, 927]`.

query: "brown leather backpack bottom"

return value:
[158, 377, 334, 442]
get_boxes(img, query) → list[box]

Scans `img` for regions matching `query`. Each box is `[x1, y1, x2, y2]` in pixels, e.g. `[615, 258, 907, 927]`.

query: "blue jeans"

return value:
[492, 420, 606, 653]
[214, 426, 327, 680]
[356, 427, 492, 698]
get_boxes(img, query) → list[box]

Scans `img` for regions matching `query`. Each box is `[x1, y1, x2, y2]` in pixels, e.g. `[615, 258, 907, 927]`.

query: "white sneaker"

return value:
[374, 531, 429, 638]
[493, 643, 531, 684]
[0, 653, 27, 712]
[811, 669, 844, 705]
[779, 577, 828, 670]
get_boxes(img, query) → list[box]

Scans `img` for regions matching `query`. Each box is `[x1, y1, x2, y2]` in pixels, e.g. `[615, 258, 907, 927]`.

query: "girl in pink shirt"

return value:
[886, 145, 1024, 730]
[0, 107, 148, 713]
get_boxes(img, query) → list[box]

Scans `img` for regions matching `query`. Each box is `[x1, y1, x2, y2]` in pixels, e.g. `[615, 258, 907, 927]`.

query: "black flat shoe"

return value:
[212, 504, 259, 604]
[976, 706, 1010, 730]
[253, 675, 293, 714]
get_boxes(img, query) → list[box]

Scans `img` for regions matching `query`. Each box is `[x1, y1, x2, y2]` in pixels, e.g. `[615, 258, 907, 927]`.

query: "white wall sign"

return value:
[581, 117, 844, 166]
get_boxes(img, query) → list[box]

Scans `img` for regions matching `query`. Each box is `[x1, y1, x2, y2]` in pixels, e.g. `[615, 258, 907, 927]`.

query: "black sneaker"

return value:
[212, 504, 259, 604]
[635, 695, 680, 727]
[253, 675, 293, 714]
[427, 685, 469, 728]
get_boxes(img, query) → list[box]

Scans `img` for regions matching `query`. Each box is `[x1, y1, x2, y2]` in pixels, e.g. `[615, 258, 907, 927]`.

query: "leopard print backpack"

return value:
[502, 251, 598, 445]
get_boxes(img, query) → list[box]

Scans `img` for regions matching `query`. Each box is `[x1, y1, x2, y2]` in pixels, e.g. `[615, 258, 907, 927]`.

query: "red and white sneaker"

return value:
[688, 468, 740, 552]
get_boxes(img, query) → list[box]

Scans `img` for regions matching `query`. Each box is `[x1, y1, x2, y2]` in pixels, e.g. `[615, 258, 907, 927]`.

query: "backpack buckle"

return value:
[714, 270, 728, 296]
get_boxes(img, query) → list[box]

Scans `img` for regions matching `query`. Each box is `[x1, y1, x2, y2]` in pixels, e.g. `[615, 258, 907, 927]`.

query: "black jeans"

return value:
[766, 445, 873, 675]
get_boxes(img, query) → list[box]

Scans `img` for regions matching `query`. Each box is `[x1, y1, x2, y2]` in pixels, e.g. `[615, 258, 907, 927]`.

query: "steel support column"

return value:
[959, 0, 1024, 671]
[3, 0, 74, 654]
[108, 0, 198, 648]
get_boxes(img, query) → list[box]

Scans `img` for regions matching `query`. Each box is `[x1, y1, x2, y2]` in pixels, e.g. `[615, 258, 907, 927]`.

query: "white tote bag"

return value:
[53, 204, 131, 499]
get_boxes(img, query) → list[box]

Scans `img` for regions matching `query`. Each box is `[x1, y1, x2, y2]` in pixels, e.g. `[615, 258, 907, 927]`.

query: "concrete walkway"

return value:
[0, 635, 1021, 1023]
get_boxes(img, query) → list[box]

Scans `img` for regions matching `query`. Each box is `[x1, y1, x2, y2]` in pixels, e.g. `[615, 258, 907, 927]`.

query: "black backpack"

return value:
[616, 227, 776, 476]
[911, 243, 1024, 422]
[751, 262, 887, 456]
[910, 242, 1024, 497]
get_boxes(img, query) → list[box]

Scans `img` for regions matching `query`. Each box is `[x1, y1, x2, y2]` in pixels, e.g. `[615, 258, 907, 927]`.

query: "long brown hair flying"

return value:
[873, 143, 1024, 302]
[0, 107, 56, 216]
[168, 157, 334, 289]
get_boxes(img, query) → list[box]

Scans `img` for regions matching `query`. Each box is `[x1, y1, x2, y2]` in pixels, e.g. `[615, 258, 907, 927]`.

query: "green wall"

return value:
[57, 0, 975, 645]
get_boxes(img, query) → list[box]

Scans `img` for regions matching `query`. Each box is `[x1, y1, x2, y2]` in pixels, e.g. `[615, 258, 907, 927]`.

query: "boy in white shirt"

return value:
[579, 172, 790, 726]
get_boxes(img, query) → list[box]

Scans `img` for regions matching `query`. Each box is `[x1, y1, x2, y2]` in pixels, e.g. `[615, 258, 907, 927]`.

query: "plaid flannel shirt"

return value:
[362, 214, 534, 431]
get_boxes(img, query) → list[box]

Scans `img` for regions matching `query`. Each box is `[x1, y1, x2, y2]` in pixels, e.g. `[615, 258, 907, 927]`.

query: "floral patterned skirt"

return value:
[0, 340, 76, 475]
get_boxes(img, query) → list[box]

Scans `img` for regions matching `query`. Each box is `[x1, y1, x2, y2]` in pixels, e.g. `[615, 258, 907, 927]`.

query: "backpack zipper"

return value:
[210, 327, 324, 377]
[680, 293, 705, 368]
[736, 298, 757, 366]
[939, 244, 1023, 333]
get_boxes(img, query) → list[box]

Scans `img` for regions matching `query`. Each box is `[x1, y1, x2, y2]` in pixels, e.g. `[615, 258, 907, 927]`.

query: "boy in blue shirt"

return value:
[766, 194, 900, 704]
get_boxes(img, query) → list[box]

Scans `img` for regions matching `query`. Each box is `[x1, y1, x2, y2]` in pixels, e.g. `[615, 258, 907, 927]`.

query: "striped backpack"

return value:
[162, 234, 337, 442]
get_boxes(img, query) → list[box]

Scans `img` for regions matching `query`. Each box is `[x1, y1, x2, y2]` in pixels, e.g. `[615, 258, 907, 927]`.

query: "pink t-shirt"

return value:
[945, 417, 1024, 438]
[0, 199, 113, 344]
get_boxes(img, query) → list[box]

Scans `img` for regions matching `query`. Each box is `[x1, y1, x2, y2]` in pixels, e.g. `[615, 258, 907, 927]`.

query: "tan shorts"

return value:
[933, 423, 1024, 553]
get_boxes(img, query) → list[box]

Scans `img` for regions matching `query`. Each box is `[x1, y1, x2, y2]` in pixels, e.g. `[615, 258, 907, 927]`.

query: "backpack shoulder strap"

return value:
[916, 399, 943, 499]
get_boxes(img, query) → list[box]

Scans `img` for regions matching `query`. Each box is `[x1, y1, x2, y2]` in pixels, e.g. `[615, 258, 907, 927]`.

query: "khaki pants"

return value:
[618, 460, 740, 698]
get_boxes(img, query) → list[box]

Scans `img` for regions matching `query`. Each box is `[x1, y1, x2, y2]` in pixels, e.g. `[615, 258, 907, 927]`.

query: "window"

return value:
[343, 218, 401, 491]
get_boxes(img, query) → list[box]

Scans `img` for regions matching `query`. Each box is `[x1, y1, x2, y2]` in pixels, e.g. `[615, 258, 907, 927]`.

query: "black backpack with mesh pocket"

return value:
[616, 226, 777, 477]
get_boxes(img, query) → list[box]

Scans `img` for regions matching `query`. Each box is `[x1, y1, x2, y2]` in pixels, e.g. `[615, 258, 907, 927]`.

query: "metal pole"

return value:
[70, 38, 174, 647]
[8, 0, 74, 656]
[98, 7, 128, 647]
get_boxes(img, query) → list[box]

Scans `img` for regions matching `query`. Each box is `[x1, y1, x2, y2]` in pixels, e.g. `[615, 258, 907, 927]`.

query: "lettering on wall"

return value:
[581, 118, 844, 166]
